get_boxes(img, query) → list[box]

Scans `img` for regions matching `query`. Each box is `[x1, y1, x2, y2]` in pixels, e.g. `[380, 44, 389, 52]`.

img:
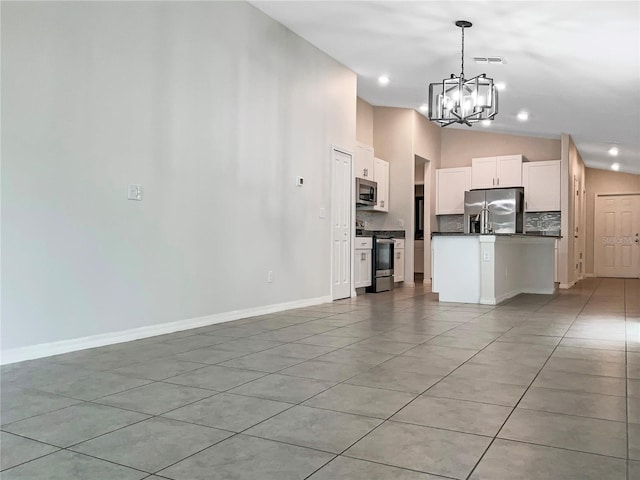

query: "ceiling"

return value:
[251, 1, 640, 175]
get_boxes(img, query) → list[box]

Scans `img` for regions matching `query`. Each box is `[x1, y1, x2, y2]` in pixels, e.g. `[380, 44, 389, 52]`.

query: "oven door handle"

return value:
[375, 239, 395, 244]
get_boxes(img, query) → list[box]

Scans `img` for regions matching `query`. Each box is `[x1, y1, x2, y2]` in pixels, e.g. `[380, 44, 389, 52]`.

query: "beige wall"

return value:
[585, 168, 640, 275]
[558, 134, 586, 287]
[413, 111, 441, 166]
[356, 97, 374, 145]
[372, 107, 414, 233]
[568, 137, 586, 284]
[440, 129, 561, 168]
[412, 111, 442, 279]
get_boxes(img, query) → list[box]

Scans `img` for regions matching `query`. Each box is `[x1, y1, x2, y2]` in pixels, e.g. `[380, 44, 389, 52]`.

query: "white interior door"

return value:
[331, 147, 352, 300]
[573, 176, 581, 278]
[594, 194, 640, 278]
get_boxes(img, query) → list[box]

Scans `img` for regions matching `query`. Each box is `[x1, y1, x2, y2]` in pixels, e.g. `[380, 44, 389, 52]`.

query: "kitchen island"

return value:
[431, 233, 559, 305]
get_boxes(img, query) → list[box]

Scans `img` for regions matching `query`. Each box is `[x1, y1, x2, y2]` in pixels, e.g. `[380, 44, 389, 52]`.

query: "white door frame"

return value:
[330, 145, 354, 300]
[594, 191, 640, 278]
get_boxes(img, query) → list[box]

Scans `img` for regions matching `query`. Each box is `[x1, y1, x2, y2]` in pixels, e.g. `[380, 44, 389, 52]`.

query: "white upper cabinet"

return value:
[471, 155, 526, 189]
[359, 156, 390, 212]
[522, 160, 561, 212]
[470, 157, 496, 189]
[436, 167, 471, 214]
[354, 143, 374, 180]
[373, 157, 389, 212]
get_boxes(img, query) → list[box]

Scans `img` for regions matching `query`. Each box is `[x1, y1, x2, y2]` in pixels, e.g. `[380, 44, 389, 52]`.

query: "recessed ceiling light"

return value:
[517, 111, 529, 121]
[608, 146, 619, 156]
[378, 75, 390, 86]
[611, 163, 620, 171]
[419, 104, 428, 113]
[496, 82, 506, 91]
[481, 119, 492, 127]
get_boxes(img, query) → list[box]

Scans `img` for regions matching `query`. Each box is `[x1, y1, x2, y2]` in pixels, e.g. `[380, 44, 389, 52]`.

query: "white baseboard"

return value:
[402, 281, 416, 288]
[522, 288, 557, 295]
[559, 281, 576, 289]
[482, 290, 520, 306]
[1, 295, 333, 365]
[585, 273, 595, 278]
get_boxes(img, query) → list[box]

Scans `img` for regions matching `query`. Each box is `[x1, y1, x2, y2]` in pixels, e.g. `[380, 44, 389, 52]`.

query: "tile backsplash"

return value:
[438, 215, 465, 233]
[355, 210, 376, 230]
[524, 211, 561, 234]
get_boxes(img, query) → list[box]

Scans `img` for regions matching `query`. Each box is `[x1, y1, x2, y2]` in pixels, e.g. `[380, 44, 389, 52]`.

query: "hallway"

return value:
[1, 278, 638, 479]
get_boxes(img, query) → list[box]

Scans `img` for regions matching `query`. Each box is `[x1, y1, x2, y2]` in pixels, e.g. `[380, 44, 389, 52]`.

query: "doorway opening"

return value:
[414, 156, 429, 285]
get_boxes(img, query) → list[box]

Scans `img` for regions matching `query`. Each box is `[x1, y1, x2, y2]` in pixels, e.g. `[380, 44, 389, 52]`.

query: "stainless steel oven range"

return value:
[367, 237, 394, 293]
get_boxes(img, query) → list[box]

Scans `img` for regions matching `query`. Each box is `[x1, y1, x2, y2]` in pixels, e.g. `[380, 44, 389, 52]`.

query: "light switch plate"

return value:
[128, 184, 143, 201]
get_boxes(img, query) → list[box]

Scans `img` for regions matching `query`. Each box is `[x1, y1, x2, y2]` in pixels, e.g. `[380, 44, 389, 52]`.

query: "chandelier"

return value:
[428, 20, 498, 127]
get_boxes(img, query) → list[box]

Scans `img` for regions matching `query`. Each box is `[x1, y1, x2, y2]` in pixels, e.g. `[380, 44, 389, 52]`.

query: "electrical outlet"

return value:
[483, 251, 491, 262]
[319, 207, 326, 218]
[267, 270, 274, 283]
[398, 219, 404, 228]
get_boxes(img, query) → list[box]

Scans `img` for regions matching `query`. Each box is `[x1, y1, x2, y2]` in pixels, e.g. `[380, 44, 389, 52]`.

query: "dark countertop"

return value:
[432, 232, 562, 239]
[356, 229, 405, 238]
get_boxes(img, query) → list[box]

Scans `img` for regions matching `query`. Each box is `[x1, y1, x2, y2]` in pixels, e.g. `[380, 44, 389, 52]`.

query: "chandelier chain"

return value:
[461, 26, 465, 78]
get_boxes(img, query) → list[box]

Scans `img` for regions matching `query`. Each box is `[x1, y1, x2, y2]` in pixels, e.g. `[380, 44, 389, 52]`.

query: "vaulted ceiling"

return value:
[252, 1, 640, 174]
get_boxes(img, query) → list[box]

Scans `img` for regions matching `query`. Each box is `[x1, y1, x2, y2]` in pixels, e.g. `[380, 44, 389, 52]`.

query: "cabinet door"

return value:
[496, 155, 523, 187]
[354, 249, 372, 288]
[523, 160, 561, 211]
[394, 248, 405, 282]
[471, 157, 496, 189]
[373, 158, 389, 212]
[354, 144, 374, 180]
[436, 167, 471, 214]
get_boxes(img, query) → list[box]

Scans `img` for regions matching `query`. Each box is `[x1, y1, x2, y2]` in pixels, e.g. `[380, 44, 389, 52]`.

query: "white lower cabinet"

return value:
[394, 238, 405, 283]
[354, 237, 373, 289]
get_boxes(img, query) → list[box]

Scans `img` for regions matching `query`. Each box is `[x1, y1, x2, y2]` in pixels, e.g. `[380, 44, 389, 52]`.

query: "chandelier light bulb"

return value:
[611, 163, 620, 171]
[378, 75, 390, 86]
[517, 111, 529, 121]
[419, 104, 428, 112]
[496, 82, 506, 91]
[608, 146, 619, 156]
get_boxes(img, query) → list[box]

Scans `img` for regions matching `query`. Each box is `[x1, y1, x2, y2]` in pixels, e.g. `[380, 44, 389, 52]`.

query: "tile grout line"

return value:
[465, 277, 602, 480]
[625, 278, 629, 480]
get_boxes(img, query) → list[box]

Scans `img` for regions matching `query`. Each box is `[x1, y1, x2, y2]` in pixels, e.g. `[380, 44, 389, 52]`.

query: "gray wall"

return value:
[1, 1, 356, 352]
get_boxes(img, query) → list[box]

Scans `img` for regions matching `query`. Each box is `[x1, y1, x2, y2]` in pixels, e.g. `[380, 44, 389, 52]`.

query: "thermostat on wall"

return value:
[296, 176, 304, 187]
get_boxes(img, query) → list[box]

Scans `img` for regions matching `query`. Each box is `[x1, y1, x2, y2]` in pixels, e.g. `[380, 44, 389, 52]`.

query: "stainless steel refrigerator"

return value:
[464, 187, 524, 234]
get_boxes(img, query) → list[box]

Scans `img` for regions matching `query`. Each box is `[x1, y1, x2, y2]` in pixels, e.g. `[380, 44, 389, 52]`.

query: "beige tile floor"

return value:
[1, 277, 638, 479]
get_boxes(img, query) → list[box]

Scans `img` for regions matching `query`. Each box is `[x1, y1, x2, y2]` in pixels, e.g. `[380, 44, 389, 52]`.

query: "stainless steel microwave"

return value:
[356, 178, 377, 206]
